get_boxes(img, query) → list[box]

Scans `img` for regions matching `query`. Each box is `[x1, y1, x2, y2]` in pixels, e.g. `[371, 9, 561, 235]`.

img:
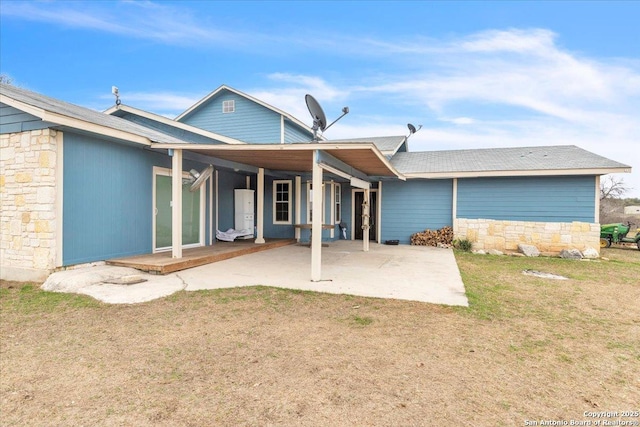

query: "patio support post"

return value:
[171, 149, 183, 258]
[215, 170, 219, 241]
[311, 153, 323, 281]
[209, 170, 214, 245]
[295, 175, 301, 241]
[377, 181, 382, 244]
[452, 178, 458, 235]
[363, 187, 370, 252]
[255, 168, 265, 244]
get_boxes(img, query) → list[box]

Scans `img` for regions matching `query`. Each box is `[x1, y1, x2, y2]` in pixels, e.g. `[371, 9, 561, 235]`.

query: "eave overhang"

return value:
[1, 94, 153, 147]
[149, 142, 405, 180]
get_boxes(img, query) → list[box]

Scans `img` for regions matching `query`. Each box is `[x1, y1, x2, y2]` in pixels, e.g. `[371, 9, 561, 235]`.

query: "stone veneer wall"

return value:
[455, 218, 600, 255]
[1, 129, 60, 281]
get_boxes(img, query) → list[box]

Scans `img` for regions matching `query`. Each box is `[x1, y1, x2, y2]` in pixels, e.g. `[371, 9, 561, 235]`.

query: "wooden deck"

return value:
[106, 238, 296, 275]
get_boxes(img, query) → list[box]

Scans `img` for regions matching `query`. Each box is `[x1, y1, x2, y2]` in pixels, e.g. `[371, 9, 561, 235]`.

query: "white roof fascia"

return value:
[104, 104, 246, 145]
[1, 95, 151, 146]
[403, 167, 632, 179]
[175, 85, 318, 138]
[152, 142, 379, 152]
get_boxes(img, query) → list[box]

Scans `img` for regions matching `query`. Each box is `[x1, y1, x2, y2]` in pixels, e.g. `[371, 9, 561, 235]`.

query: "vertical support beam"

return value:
[452, 178, 458, 235]
[246, 175, 251, 190]
[329, 180, 335, 239]
[311, 155, 323, 281]
[255, 168, 265, 244]
[171, 149, 183, 258]
[363, 187, 370, 252]
[594, 175, 600, 224]
[208, 172, 214, 245]
[295, 175, 301, 241]
[377, 181, 382, 244]
[215, 170, 219, 242]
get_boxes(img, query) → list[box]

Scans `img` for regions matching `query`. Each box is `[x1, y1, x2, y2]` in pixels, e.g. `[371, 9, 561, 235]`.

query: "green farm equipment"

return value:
[600, 222, 640, 250]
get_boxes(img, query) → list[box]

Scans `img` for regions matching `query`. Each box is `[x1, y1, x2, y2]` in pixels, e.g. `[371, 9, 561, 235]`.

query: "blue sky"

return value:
[2, 1, 639, 196]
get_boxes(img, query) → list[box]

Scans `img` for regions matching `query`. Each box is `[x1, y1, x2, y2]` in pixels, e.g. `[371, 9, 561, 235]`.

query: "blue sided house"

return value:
[0, 83, 631, 281]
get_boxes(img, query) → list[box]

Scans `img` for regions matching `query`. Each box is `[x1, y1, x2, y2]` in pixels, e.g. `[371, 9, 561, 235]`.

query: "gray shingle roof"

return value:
[391, 145, 630, 175]
[1, 83, 184, 144]
[326, 136, 406, 154]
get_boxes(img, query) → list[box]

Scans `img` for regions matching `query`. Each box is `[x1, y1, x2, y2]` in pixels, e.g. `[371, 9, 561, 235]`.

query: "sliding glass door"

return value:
[154, 168, 204, 252]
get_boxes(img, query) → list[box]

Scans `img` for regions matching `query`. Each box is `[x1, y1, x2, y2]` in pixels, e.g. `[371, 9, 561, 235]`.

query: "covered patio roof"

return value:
[149, 142, 405, 179]
[152, 142, 403, 282]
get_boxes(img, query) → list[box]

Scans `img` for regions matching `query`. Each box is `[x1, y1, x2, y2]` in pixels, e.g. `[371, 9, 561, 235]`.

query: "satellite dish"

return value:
[305, 94, 349, 141]
[306, 94, 327, 133]
[188, 165, 213, 192]
[407, 123, 422, 138]
[112, 86, 121, 106]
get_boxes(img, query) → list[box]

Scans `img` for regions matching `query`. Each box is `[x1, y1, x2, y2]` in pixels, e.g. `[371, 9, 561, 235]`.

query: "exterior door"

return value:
[354, 190, 377, 241]
[154, 169, 204, 252]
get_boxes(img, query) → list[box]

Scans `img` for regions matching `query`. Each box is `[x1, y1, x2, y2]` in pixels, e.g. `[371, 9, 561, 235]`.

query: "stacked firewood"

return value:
[410, 226, 454, 247]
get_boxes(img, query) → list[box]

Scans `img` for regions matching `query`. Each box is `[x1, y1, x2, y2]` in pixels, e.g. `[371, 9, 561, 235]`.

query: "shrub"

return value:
[453, 238, 473, 252]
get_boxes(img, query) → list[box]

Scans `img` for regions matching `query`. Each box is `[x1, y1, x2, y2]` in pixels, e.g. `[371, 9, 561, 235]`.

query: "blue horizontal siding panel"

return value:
[63, 132, 211, 265]
[117, 112, 224, 144]
[180, 92, 281, 143]
[457, 176, 596, 222]
[381, 179, 453, 244]
[0, 102, 51, 134]
[284, 121, 313, 143]
[216, 170, 249, 232]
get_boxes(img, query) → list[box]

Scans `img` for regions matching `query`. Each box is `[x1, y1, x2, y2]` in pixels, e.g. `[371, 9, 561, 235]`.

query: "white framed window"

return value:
[334, 183, 341, 223]
[273, 180, 292, 224]
[222, 100, 235, 113]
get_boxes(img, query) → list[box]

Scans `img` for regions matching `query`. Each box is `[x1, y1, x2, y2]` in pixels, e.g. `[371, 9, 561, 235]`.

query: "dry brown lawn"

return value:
[1, 248, 639, 426]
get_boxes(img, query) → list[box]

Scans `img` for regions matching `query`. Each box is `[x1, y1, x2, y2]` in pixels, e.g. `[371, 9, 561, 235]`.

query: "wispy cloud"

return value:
[97, 91, 201, 116]
[458, 29, 558, 55]
[1, 1, 245, 46]
[6, 2, 636, 192]
[250, 28, 639, 193]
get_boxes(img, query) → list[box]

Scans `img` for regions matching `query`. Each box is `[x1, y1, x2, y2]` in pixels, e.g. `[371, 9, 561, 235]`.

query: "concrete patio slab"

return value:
[42, 241, 468, 306]
[180, 241, 468, 306]
[43, 265, 186, 304]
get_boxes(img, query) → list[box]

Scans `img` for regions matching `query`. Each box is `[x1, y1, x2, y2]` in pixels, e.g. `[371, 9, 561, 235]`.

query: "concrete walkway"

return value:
[43, 241, 468, 306]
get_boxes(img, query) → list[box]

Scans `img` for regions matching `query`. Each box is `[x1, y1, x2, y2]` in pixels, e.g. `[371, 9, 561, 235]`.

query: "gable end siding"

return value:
[117, 112, 224, 144]
[381, 179, 453, 244]
[456, 176, 596, 222]
[0, 102, 53, 133]
[284, 121, 313, 143]
[179, 92, 281, 143]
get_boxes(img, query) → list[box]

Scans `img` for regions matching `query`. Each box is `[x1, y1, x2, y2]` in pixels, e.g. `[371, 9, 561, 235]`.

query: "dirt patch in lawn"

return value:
[1, 249, 639, 426]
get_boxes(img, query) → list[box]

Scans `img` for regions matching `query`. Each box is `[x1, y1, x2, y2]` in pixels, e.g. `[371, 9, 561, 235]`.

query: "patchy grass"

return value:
[1, 249, 639, 426]
[351, 315, 374, 326]
[0, 283, 101, 314]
